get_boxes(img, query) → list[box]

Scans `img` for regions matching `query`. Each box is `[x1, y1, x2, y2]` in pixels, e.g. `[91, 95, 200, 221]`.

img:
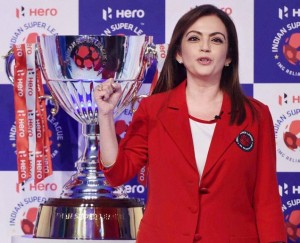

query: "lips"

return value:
[198, 57, 212, 64]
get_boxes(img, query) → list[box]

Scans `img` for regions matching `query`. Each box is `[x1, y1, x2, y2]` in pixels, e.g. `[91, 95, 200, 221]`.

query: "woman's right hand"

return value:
[93, 78, 122, 116]
[94, 78, 121, 167]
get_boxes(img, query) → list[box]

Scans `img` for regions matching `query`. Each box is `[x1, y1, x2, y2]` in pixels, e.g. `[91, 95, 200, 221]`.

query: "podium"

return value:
[12, 236, 136, 243]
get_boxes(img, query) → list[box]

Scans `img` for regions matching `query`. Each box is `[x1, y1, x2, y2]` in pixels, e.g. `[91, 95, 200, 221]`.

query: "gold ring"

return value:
[111, 83, 116, 93]
[97, 84, 103, 91]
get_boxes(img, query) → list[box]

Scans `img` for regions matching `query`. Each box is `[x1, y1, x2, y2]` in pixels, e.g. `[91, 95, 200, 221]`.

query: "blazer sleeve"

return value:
[100, 99, 149, 187]
[254, 105, 287, 243]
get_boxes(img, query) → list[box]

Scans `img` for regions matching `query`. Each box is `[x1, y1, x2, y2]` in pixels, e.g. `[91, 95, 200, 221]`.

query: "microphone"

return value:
[214, 111, 223, 120]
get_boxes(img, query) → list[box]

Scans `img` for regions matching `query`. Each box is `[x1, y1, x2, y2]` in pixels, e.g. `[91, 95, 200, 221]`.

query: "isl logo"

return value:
[283, 120, 300, 151]
[73, 45, 103, 71]
[285, 209, 300, 242]
[274, 111, 300, 166]
[272, 22, 300, 77]
[20, 207, 38, 234]
[66, 36, 108, 75]
[283, 32, 300, 66]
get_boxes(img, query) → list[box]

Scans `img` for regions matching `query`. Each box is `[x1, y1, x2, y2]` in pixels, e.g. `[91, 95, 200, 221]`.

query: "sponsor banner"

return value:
[0, 84, 79, 171]
[0, 171, 74, 243]
[278, 172, 300, 242]
[0, 0, 79, 84]
[78, 0, 165, 44]
[165, 0, 254, 84]
[125, 176, 147, 202]
[254, 84, 300, 172]
[254, 0, 300, 83]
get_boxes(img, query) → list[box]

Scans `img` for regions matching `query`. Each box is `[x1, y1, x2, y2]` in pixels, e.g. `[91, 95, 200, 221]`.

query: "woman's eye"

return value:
[211, 37, 224, 44]
[187, 36, 200, 42]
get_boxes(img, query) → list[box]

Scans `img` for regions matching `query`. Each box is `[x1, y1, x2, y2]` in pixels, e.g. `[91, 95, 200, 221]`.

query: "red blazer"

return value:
[102, 81, 287, 243]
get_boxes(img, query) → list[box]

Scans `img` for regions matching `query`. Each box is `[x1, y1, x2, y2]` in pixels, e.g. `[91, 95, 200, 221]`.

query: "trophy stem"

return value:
[34, 124, 144, 239]
[60, 123, 128, 199]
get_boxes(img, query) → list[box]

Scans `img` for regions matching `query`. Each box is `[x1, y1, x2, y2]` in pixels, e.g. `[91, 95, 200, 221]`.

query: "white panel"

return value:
[0, 0, 79, 84]
[254, 83, 300, 172]
[0, 171, 74, 243]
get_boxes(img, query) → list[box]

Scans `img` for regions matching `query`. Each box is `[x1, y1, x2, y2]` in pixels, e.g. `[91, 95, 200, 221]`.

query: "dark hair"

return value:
[152, 4, 254, 125]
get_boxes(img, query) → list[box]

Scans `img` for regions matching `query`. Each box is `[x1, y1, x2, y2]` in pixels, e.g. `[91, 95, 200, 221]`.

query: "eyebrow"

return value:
[185, 30, 226, 40]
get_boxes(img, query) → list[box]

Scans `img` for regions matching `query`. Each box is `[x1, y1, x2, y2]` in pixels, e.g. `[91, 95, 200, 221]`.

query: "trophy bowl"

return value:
[10, 35, 157, 239]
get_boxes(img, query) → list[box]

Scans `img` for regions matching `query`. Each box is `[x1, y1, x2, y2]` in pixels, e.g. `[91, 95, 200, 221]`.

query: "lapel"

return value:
[202, 93, 249, 177]
[157, 81, 249, 176]
[157, 81, 198, 170]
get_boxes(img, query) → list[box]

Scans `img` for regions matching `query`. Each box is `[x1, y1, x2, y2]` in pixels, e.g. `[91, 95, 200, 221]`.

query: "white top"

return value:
[189, 115, 216, 179]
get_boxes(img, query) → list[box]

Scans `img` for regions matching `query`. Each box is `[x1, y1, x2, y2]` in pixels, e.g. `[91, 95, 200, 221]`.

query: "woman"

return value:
[94, 4, 287, 243]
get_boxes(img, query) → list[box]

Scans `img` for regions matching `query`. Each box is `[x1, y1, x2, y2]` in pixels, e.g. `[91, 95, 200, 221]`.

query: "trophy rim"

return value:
[43, 197, 144, 207]
[46, 78, 144, 82]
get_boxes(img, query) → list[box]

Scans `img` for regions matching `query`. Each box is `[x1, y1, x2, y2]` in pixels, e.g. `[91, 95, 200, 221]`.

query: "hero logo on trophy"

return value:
[6, 35, 157, 240]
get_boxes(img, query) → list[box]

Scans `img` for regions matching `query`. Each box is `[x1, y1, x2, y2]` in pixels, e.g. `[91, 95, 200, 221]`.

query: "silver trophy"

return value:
[6, 35, 156, 239]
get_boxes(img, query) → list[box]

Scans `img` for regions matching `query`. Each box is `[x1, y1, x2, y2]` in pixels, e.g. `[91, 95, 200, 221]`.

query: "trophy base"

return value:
[33, 198, 144, 240]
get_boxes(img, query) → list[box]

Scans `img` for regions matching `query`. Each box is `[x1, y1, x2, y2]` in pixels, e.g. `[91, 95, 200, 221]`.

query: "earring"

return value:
[225, 62, 230, 67]
[177, 60, 183, 64]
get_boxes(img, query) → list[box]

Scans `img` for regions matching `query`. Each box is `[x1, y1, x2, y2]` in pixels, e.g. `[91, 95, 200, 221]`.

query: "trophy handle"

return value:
[131, 94, 148, 113]
[4, 49, 15, 84]
[39, 95, 59, 116]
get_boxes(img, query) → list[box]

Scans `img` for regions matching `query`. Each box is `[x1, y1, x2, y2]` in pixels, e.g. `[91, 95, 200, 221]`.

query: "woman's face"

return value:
[176, 14, 231, 82]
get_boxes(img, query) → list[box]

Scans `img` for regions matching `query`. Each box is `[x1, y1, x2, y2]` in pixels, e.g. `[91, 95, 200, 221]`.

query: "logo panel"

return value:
[278, 173, 300, 242]
[79, 0, 165, 44]
[254, 1, 300, 83]
[254, 83, 300, 172]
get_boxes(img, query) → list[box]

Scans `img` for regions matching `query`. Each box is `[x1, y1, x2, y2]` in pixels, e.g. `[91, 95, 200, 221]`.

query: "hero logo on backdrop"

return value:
[278, 6, 300, 20]
[16, 6, 58, 18]
[278, 93, 300, 106]
[100, 5, 146, 36]
[124, 185, 145, 194]
[16, 181, 58, 193]
[102, 7, 145, 21]
[272, 6, 300, 77]
[279, 183, 300, 196]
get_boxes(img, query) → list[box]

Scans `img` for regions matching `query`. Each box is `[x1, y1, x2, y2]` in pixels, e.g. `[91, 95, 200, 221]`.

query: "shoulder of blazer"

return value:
[140, 89, 173, 111]
[142, 81, 187, 110]
[247, 96, 268, 110]
[246, 96, 272, 123]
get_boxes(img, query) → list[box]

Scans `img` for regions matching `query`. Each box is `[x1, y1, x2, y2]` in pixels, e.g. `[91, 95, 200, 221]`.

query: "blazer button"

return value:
[199, 187, 209, 194]
[194, 234, 202, 241]
[188, 206, 198, 214]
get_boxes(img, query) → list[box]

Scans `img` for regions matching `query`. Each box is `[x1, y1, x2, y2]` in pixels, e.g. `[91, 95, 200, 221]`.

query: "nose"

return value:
[200, 39, 211, 52]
